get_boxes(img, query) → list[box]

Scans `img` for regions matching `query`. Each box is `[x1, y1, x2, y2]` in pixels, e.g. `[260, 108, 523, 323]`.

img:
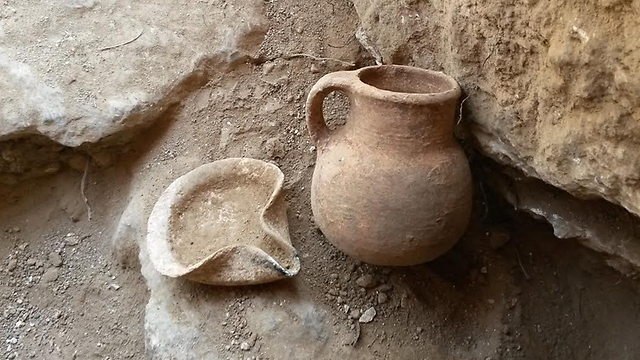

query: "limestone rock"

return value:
[350, 0, 640, 219]
[0, 0, 268, 177]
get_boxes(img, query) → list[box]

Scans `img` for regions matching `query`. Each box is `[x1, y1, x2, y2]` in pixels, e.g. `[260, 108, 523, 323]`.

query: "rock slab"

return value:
[0, 0, 267, 178]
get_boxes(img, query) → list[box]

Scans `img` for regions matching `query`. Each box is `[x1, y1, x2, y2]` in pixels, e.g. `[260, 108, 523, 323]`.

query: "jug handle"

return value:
[306, 71, 355, 145]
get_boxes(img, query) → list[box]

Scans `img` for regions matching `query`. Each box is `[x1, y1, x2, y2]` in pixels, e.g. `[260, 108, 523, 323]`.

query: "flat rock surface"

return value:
[0, 0, 266, 146]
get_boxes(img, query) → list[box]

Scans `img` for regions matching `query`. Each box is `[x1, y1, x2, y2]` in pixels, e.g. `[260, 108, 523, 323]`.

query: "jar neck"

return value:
[343, 95, 458, 150]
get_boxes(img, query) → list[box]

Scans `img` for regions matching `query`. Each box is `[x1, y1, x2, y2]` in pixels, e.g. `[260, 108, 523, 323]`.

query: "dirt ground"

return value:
[2, 0, 640, 359]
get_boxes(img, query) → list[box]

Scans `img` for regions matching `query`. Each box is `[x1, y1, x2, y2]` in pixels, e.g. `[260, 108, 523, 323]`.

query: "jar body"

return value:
[311, 128, 472, 265]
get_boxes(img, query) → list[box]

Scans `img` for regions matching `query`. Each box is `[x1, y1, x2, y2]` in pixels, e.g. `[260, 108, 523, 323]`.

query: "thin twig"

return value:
[81, 159, 93, 221]
[98, 29, 144, 52]
[514, 246, 530, 281]
[283, 53, 356, 68]
[456, 94, 469, 126]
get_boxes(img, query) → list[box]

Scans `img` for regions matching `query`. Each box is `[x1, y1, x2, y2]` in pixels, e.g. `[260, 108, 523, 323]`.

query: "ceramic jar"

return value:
[306, 65, 472, 266]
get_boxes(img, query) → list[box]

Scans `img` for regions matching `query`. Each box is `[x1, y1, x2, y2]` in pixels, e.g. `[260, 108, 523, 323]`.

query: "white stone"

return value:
[358, 307, 376, 323]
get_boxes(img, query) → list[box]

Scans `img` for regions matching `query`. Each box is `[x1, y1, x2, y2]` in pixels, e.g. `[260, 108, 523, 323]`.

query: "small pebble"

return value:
[65, 233, 80, 246]
[26, 258, 36, 266]
[240, 342, 251, 351]
[41, 268, 59, 283]
[349, 309, 360, 319]
[340, 273, 351, 283]
[262, 62, 275, 75]
[377, 284, 393, 292]
[356, 274, 376, 288]
[247, 333, 257, 347]
[359, 307, 376, 323]
[108, 283, 121, 291]
[49, 252, 62, 267]
[310, 63, 320, 74]
[7, 259, 17, 271]
[377, 292, 388, 304]
[480, 266, 488, 274]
